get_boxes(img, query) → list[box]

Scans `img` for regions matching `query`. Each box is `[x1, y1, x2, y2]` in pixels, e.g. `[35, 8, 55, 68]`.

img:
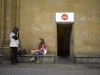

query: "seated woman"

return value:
[29, 38, 47, 64]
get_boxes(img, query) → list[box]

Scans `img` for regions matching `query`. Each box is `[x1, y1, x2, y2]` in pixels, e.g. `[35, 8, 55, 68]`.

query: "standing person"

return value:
[10, 27, 20, 65]
[29, 38, 47, 64]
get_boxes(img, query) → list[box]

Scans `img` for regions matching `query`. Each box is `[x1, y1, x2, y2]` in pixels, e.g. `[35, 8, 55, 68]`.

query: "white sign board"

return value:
[56, 12, 74, 23]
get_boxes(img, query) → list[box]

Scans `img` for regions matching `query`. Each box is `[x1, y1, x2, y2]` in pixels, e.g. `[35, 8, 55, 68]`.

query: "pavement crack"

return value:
[0, 68, 4, 74]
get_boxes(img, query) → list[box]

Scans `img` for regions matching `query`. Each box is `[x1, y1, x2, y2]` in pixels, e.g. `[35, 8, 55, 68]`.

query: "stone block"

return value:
[39, 54, 55, 64]
[17, 54, 32, 63]
[2, 48, 11, 63]
[17, 54, 55, 64]
[76, 58, 88, 64]
[0, 54, 3, 63]
[88, 58, 100, 63]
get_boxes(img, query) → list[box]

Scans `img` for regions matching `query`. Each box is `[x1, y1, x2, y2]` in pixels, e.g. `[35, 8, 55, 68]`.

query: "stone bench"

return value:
[0, 45, 3, 53]
[74, 54, 88, 64]
[0, 45, 4, 64]
[0, 54, 3, 63]
[75, 54, 100, 64]
[17, 54, 56, 64]
[87, 54, 100, 64]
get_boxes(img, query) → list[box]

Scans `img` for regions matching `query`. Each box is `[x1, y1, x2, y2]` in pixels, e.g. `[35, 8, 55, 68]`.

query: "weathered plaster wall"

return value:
[74, 1, 100, 54]
[0, 0, 100, 55]
[20, 0, 100, 54]
[70, 25, 74, 59]
[0, 0, 20, 60]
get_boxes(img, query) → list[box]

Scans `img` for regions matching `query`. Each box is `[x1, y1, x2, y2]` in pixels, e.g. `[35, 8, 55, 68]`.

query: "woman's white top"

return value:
[9, 32, 19, 47]
[41, 44, 47, 55]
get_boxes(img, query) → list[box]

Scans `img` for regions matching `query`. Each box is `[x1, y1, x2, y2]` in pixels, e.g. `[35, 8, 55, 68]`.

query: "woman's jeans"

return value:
[33, 51, 43, 61]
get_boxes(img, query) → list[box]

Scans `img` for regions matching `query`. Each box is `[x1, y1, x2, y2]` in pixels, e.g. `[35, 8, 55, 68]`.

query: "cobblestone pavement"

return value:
[0, 63, 100, 75]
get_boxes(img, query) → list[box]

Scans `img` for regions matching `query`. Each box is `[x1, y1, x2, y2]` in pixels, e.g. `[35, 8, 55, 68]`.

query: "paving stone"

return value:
[0, 63, 100, 75]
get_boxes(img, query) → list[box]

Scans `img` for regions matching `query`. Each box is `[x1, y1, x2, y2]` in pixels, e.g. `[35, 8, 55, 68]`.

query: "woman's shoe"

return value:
[36, 61, 40, 64]
[29, 58, 34, 61]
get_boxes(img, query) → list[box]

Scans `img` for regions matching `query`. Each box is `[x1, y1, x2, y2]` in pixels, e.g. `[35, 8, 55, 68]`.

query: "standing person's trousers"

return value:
[10, 47, 18, 63]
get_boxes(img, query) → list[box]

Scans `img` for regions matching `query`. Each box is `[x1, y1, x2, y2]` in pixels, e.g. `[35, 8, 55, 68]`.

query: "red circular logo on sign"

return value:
[61, 14, 68, 20]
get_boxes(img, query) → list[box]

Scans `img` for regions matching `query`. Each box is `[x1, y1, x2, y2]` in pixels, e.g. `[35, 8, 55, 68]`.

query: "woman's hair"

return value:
[12, 27, 19, 34]
[38, 38, 45, 49]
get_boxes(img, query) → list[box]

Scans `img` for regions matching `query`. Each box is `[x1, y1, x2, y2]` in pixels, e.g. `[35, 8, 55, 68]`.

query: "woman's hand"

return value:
[40, 48, 42, 50]
[40, 45, 44, 50]
[16, 31, 19, 37]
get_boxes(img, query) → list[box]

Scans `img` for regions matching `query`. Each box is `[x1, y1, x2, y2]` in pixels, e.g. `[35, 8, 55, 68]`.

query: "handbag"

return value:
[17, 49, 27, 56]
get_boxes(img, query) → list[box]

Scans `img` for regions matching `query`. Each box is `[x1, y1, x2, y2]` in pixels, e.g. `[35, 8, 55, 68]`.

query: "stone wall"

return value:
[0, 0, 100, 56]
